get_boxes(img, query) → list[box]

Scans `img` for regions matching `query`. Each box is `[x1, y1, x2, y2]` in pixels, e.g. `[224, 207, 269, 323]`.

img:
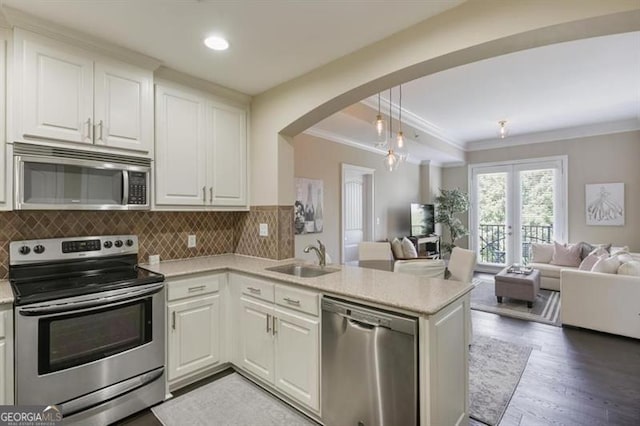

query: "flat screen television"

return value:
[410, 203, 435, 237]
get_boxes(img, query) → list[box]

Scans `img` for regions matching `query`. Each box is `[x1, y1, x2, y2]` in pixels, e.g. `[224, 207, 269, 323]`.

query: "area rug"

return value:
[469, 335, 533, 425]
[152, 373, 317, 426]
[471, 278, 561, 326]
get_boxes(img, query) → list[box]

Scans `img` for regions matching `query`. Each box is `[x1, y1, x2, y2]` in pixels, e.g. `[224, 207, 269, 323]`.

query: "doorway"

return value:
[341, 164, 375, 264]
[469, 156, 567, 272]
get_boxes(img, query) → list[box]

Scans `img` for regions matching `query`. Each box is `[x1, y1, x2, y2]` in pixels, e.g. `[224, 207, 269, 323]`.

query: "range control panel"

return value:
[9, 235, 139, 265]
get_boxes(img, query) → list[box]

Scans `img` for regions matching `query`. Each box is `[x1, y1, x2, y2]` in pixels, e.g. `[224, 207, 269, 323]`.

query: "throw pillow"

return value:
[591, 255, 620, 274]
[530, 243, 554, 264]
[581, 242, 611, 259]
[550, 241, 581, 267]
[616, 253, 634, 264]
[588, 246, 609, 257]
[401, 237, 418, 258]
[577, 242, 594, 260]
[390, 238, 404, 260]
[617, 261, 640, 276]
[611, 246, 630, 256]
[578, 254, 599, 271]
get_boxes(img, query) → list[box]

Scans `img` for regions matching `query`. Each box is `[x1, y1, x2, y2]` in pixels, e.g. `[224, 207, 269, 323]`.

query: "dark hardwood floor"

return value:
[118, 308, 640, 426]
[472, 309, 640, 425]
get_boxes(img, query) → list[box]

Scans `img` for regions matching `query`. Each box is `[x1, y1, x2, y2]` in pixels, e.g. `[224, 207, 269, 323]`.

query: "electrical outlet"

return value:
[188, 234, 196, 248]
[259, 223, 269, 237]
[149, 254, 160, 265]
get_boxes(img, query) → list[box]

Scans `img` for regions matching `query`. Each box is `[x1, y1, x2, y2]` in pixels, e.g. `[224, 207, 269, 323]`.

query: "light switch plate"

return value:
[149, 254, 160, 265]
[188, 234, 196, 248]
[259, 223, 268, 237]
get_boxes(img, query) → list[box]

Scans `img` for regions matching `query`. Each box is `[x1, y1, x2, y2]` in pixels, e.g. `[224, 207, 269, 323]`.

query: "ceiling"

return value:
[311, 31, 640, 164]
[3, 1, 637, 166]
[1, 0, 464, 95]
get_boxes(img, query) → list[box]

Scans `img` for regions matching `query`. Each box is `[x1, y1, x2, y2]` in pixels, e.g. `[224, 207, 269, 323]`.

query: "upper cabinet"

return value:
[155, 82, 248, 209]
[13, 29, 153, 155]
[0, 29, 8, 210]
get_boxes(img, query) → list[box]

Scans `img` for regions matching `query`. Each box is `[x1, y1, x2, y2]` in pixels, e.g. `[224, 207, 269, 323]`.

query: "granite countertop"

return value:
[141, 254, 473, 315]
[0, 280, 14, 304]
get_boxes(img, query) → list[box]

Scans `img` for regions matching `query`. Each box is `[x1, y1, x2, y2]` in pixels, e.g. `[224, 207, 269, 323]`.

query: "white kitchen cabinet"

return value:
[166, 273, 226, 385]
[0, 29, 8, 209]
[14, 29, 153, 154]
[0, 305, 14, 405]
[155, 84, 207, 205]
[168, 294, 221, 381]
[238, 296, 275, 383]
[232, 273, 320, 413]
[155, 82, 248, 209]
[274, 307, 320, 411]
[208, 103, 247, 206]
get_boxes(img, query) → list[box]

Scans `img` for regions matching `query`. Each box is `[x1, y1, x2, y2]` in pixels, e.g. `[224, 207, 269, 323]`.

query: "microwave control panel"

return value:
[128, 172, 148, 205]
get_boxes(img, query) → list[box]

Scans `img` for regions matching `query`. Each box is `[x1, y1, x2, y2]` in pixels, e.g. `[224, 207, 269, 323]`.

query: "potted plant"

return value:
[435, 188, 470, 257]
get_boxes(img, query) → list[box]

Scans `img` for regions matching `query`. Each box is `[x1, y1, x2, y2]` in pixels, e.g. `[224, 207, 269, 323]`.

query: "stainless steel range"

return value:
[9, 235, 165, 425]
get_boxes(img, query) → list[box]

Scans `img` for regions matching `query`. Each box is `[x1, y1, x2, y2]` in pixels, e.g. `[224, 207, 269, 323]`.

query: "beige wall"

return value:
[250, 2, 640, 206]
[293, 133, 421, 263]
[442, 130, 640, 251]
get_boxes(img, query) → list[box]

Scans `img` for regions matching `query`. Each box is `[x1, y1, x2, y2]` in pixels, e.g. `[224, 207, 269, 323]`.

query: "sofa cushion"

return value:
[390, 238, 404, 259]
[618, 261, 640, 276]
[401, 237, 418, 258]
[530, 243, 554, 263]
[550, 241, 581, 267]
[591, 255, 620, 274]
[530, 262, 566, 279]
[579, 254, 600, 271]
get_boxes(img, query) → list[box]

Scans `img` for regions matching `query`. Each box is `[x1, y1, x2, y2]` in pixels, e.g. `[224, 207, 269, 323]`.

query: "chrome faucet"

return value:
[304, 240, 327, 267]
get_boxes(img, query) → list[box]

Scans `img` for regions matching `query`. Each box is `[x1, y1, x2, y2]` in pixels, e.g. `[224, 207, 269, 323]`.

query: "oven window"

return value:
[23, 162, 123, 206]
[38, 300, 152, 374]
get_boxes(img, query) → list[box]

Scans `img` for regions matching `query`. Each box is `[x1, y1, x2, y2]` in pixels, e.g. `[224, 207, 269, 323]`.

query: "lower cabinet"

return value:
[166, 273, 225, 384]
[234, 274, 320, 413]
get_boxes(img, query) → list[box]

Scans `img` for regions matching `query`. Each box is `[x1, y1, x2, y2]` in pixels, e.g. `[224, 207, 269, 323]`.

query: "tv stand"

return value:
[408, 235, 440, 258]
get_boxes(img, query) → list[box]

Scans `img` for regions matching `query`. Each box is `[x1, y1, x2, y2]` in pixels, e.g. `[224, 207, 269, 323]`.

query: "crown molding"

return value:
[2, 6, 162, 70]
[155, 67, 251, 106]
[303, 127, 422, 165]
[466, 118, 640, 151]
[360, 97, 466, 151]
[441, 161, 467, 168]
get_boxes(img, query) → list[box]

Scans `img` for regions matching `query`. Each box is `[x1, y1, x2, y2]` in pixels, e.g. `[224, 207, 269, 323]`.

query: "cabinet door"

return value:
[94, 60, 152, 152]
[155, 85, 208, 205]
[0, 34, 6, 206]
[274, 307, 320, 411]
[238, 297, 274, 383]
[208, 103, 247, 206]
[20, 32, 94, 144]
[168, 295, 221, 381]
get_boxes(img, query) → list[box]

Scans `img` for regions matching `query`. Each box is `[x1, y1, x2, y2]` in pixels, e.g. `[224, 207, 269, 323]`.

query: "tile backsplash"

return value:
[0, 206, 294, 279]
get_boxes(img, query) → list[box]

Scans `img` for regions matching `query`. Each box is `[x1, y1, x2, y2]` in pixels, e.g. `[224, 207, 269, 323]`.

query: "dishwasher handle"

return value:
[347, 317, 377, 330]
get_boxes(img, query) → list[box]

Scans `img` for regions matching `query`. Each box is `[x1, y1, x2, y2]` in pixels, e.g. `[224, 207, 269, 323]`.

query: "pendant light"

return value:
[384, 88, 399, 171]
[498, 120, 509, 139]
[373, 93, 387, 148]
[395, 84, 408, 162]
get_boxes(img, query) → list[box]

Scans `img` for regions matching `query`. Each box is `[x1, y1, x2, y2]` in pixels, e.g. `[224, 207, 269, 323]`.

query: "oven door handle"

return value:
[18, 282, 165, 316]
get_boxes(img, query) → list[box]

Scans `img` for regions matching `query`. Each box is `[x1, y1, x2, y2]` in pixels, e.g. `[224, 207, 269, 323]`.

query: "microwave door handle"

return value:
[122, 170, 129, 205]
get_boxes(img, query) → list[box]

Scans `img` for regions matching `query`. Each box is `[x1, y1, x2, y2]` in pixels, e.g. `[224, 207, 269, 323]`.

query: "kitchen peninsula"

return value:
[143, 254, 473, 426]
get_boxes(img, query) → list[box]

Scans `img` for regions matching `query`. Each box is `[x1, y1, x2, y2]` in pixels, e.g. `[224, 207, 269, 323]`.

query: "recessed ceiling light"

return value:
[204, 36, 229, 51]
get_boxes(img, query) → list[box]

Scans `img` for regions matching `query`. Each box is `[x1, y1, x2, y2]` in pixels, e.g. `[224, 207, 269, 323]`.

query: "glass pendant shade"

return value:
[498, 120, 509, 139]
[395, 131, 408, 161]
[384, 150, 399, 172]
[374, 114, 387, 147]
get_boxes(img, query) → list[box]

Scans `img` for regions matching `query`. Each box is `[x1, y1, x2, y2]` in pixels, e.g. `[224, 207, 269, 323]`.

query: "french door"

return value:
[470, 157, 567, 270]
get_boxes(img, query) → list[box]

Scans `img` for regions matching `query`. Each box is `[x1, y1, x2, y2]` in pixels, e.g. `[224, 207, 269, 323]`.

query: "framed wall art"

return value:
[585, 183, 624, 226]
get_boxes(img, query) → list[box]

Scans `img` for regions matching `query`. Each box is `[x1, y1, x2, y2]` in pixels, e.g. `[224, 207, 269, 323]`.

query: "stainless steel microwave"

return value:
[13, 144, 151, 210]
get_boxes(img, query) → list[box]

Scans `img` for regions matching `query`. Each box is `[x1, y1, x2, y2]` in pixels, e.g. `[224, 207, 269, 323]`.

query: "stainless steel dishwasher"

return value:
[321, 297, 418, 426]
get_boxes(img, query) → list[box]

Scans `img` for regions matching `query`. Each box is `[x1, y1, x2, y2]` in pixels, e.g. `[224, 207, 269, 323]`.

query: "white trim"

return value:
[303, 127, 421, 165]
[341, 163, 375, 264]
[468, 155, 568, 267]
[360, 97, 466, 151]
[466, 118, 640, 152]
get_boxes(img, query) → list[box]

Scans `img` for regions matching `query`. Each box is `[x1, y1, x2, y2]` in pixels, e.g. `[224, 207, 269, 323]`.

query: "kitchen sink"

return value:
[266, 263, 339, 278]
